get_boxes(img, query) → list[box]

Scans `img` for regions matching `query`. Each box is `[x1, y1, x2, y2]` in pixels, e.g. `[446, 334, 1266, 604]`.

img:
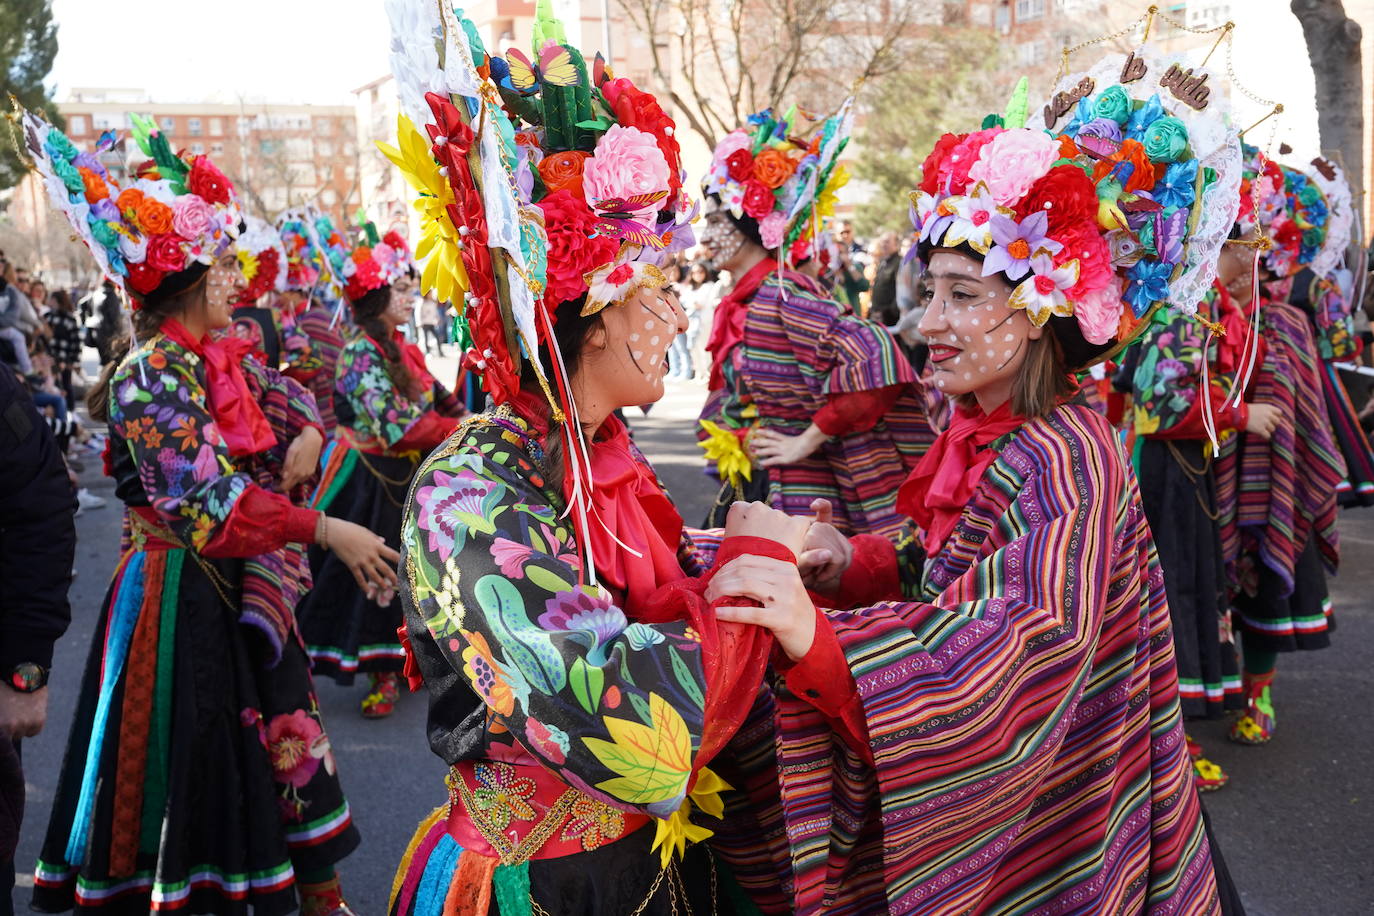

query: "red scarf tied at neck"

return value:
[896, 401, 1025, 557]
[163, 319, 275, 456]
[704, 256, 777, 391]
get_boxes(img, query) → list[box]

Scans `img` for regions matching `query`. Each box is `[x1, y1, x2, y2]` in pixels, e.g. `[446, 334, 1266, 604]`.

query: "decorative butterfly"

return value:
[1154, 208, 1188, 265]
[589, 193, 670, 249]
[1075, 134, 1121, 160]
[505, 43, 578, 94]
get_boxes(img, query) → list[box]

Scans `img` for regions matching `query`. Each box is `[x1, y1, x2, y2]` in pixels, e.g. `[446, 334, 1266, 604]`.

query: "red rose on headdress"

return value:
[725, 149, 754, 185]
[146, 234, 187, 273]
[382, 230, 408, 254]
[919, 133, 964, 195]
[346, 259, 383, 301]
[537, 190, 619, 306]
[187, 156, 232, 206]
[740, 180, 775, 220]
[126, 262, 165, 296]
[1015, 164, 1099, 237]
[790, 236, 810, 262]
[940, 129, 1000, 196]
[600, 77, 682, 199]
[1052, 222, 1112, 299]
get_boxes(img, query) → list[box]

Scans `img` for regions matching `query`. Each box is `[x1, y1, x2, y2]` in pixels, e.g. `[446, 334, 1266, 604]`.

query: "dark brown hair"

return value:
[350, 283, 419, 398]
[953, 329, 1075, 419]
[86, 268, 210, 422]
[519, 294, 605, 493]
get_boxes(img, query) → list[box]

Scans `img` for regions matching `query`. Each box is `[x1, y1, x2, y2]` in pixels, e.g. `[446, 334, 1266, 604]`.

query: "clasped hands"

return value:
[706, 499, 854, 661]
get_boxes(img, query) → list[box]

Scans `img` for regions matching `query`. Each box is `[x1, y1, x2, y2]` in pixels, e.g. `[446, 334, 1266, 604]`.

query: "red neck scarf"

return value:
[705, 256, 777, 390]
[896, 400, 1025, 556]
[512, 393, 685, 612]
[163, 319, 275, 456]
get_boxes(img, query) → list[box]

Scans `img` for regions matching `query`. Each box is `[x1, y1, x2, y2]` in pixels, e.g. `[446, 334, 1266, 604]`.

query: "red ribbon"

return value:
[704, 256, 777, 390]
[163, 319, 275, 456]
[896, 401, 1025, 556]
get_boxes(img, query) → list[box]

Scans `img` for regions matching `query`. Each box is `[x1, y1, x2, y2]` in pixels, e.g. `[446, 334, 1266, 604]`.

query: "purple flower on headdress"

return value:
[90, 198, 119, 222]
[1125, 259, 1173, 315]
[1077, 118, 1123, 143]
[983, 210, 1062, 281]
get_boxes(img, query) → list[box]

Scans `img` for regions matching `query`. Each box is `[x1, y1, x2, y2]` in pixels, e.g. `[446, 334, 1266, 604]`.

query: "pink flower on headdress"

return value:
[172, 195, 215, 242]
[937, 129, 1000, 196]
[965, 129, 1059, 207]
[1074, 277, 1124, 345]
[759, 211, 788, 250]
[583, 125, 670, 211]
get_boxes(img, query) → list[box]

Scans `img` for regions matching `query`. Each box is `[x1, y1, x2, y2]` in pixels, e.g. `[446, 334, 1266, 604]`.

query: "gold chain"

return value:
[127, 510, 238, 610]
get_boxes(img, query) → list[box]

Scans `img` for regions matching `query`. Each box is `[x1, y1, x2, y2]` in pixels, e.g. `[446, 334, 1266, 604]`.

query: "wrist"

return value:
[5, 662, 50, 693]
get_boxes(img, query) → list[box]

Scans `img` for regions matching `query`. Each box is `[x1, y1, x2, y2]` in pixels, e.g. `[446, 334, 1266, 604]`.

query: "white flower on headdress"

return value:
[582, 259, 667, 316]
[1008, 250, 1079, 326]
[941, 182, 1004, 255]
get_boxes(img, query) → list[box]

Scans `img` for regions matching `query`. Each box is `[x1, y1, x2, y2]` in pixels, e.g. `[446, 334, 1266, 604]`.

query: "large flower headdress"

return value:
[233, 217, 287, 305]
[276, 208, 326, 293]
[18, 107, 243, 304]
[911, 48, 1241, 363]
[343, 223, 414, 302]
[382, 0, 691, 409]
[703, 102, 853, 258]
[1236, 145, 1332, 280]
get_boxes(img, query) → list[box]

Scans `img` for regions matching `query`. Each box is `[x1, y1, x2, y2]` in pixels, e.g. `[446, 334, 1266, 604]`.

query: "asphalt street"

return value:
[11, 376, 1373, 913]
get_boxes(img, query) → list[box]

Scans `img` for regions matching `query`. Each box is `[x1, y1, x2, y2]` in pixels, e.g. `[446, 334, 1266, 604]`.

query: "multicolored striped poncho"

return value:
[715, 403, 1220, 915]
[700, 268, 930, 539]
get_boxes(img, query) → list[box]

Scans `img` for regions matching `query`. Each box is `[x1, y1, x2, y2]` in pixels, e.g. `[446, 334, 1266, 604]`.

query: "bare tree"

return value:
[615, 0, 952, 148]
[1291, 0, 1365, 222]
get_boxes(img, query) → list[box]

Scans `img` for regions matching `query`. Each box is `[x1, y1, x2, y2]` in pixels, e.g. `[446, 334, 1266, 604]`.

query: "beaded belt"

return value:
[445, 760, 650, 865]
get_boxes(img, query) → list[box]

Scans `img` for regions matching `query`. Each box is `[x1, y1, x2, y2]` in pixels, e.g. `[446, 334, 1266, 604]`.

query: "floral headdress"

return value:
[17, 107, 243, 306]
[233, 216, 287, 305]
[912, 48, 1241, 363]
[1236, 145, 1330, 280]
[1306, 155, 1354, 283]
[383, 0, 691, 409]
[343, 223, 414, 302]
[276, 208, 325, 293]
[703, 102, 852, 259]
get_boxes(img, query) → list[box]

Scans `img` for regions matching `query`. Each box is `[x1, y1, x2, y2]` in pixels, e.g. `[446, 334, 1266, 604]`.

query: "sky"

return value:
[48, 0, 394, 105]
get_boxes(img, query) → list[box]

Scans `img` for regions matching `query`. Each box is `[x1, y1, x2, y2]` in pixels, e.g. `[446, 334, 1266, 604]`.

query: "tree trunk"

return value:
[1291, 0, 1365, 233]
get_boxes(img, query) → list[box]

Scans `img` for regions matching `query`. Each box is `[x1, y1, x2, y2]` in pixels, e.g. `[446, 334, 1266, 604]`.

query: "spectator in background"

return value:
[868, 231, 903, 326]
[0, 261, 34, 376]
[677, 260, 721, 382]
[419, 292, 445, 356]
[832, 220, 869, 313]
[89, 280, 124, 368]
[889, 240, 928, 374]
[44, 291, 81, 410]
[0, 368, 76, 914]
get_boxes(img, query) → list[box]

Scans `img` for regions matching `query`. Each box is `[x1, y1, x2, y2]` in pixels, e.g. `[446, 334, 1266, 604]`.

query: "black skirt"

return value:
[32, 547, 358, 914]
[1233, 533, 1334, 653]
[1135, 438, 1242, 717]
[297, 449, 417, 685]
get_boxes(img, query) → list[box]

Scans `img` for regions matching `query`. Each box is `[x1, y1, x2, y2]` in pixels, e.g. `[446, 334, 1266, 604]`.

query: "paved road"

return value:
[12, 377, 1373, 913]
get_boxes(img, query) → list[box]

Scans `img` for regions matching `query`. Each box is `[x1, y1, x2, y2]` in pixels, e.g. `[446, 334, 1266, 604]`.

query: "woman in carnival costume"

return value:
[380, 1, 811, 911]
[276, 209, 347, 434]
[296, 225, 466, 717]
[696, 105, 929, 540]
[19, 109, 399, 915]
[1211, 150, 1346, 748]
[698, 52, 1242, 913]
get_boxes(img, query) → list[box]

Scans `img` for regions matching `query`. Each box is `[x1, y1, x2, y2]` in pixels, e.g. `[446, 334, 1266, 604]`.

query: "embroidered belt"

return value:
[445, 760, 649, 865]
[127, 507, 181, 552]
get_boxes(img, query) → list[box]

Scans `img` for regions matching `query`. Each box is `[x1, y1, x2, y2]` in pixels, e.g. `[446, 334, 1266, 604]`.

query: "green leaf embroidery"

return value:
[568, 656, 604, 714]
[669, 649, 704, 710]
[526, 564, 572, 596]
[475, 574, 567, 693]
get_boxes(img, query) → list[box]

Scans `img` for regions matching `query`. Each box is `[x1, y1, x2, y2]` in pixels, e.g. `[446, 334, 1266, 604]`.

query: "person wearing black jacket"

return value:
[0, 368, 76, 915]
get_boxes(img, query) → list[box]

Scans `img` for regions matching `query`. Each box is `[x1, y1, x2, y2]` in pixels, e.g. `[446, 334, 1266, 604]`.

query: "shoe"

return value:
[76, 487, 106, 510]
[360, 671, 401, 718]
[1185, 734, 1228, 791]
[1228, 672, 1275, 745]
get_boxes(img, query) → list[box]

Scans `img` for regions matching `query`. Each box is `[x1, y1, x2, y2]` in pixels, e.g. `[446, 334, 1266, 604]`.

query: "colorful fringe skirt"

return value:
[32, 543, 358, 914]
[297, 442, 418, 684]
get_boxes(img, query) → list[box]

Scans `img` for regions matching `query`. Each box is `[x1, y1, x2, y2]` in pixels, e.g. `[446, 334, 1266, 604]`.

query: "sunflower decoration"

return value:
[378, 115, 470, 304]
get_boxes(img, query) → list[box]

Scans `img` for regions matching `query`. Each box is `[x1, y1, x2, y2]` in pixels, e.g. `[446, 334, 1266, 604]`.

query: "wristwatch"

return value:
[6, 662, 49, 693]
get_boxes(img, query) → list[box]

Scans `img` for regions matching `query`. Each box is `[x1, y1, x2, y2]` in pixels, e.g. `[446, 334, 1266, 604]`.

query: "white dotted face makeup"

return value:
[916, 250, 1037, 402]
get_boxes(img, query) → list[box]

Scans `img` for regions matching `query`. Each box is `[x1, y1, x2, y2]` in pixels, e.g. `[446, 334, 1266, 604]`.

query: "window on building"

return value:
[317, 140, 334, 157]
[160, 116, 175, 132]
[237, 116, 253, 133]
[211, 142, 225, 156]
[322, 189, 338, 206]
[68, 115, 87, 135]
[1017, 39, 1046, 66]
[209, 117, 223, 135]
[260, 138, 281, 156]
[1016, 0, 1046, 20]
[315, 118, 332, 136]
[190, 142, 205, 155]
[995, 1, 1011, 31]
[93, 114, 120, 131]
[188, 117, 202, 137]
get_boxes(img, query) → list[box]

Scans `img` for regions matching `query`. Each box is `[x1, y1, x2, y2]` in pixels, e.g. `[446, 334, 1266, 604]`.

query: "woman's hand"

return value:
[1245, 402, 1281, 441]
[797, 499, 852, 595]
[281, 426, 324, 491]
[724, 500, 812, 556]
[706, 555, 816, 660]
[324, 518, 401, 605]
[750, 424, 828, 468]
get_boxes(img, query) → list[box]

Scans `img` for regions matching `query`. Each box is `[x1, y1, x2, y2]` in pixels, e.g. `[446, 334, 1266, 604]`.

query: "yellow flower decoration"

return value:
[649, 766, 731, 867]
[698, 419, 753, 489]
[237, 249, 260, 283]
[816, 163, 850, 219]
[377, 114, 470, 304]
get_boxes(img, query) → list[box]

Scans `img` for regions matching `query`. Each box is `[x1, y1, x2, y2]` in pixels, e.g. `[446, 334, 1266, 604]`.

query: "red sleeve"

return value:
[393, 411, 465, 453]
[283, 365, 321, 383]
[774, 607, 873, 765]
[836, 533, 902, 606]
[813, 383, 906, 437]
[201, 485, 319, 558]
